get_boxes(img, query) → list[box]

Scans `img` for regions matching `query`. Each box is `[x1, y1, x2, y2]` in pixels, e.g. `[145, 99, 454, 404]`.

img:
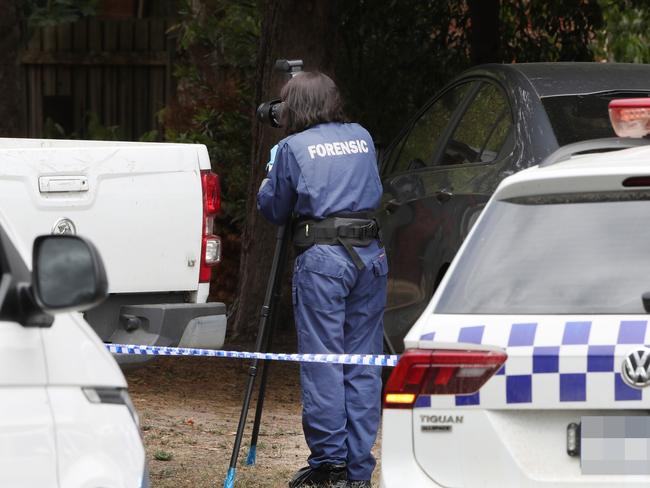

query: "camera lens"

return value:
[256, 99, 283, 128]
[270, 102, 284, 127]
[256, 102, 271, 123]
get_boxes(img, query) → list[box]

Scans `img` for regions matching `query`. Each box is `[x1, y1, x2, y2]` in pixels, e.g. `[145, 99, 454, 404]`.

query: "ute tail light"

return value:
[384, 348, 507, 409]
[200, 170, 222, 283]
[201, 171, 221, 214]
[609, 99, 650, 138]
[199, 233, 221, 282]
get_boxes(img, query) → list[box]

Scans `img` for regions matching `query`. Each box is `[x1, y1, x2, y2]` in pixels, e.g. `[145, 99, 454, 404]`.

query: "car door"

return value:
[0, 224, 58, 488]
[432, 80, 515, 274]
[378, 81, 476, 353]
[380, 80, 515, 353]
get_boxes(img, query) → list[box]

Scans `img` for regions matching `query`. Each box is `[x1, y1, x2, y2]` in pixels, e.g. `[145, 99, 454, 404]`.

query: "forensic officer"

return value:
[257, 71, 387, 488]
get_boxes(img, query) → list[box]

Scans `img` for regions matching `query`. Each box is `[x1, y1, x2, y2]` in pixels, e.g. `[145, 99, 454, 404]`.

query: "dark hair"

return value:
[280, 71, 346, 134]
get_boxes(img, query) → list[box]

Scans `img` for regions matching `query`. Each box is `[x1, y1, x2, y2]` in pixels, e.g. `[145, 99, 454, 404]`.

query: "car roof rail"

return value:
[539, 137, 650, 168]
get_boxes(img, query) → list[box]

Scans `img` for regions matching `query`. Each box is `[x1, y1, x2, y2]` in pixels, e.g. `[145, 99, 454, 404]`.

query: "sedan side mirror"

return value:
[32, 236, 108, 313]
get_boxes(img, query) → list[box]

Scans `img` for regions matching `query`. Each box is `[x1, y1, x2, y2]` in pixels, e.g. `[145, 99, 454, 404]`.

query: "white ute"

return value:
[0, 214, 146, 487]
[0, 138, 226, 357]
[381, 100, 650, 487]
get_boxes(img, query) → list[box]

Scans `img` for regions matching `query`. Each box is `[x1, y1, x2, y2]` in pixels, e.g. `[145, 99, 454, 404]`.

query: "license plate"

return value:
[581, 416, 650, 475]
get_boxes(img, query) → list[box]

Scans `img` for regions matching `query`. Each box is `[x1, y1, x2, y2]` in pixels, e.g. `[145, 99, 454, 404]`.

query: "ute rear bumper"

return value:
[109, 302, 227, 364]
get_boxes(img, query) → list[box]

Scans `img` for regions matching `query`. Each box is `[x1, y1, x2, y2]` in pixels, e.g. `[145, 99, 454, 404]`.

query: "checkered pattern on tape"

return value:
[417, 319, 650, 408]
[107, 344, 399, 367]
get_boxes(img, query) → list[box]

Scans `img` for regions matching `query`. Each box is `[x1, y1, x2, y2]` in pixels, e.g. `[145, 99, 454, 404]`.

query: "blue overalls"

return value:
[257, 122, 387, 481]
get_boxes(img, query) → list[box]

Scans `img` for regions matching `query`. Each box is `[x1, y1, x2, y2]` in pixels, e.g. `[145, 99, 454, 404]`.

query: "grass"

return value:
[154, 450, 173, 461]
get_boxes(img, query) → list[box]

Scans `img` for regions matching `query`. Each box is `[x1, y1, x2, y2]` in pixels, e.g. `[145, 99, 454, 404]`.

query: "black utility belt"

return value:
[293, 216, 381, 270]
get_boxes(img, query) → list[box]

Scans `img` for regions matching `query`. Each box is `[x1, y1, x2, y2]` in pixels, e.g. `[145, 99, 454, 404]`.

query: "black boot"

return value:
[288, 463, 347, 488]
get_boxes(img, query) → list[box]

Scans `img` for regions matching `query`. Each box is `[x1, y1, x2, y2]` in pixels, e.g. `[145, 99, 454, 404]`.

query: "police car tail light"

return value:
[200, 170, 222, 283]
[609, 99, 650, 138]
[384, 349, 507, 409]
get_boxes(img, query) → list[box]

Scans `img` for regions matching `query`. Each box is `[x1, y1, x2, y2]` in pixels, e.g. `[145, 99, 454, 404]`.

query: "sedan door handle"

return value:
[435, 189, 454, 203]
[385, 199, 401, 213]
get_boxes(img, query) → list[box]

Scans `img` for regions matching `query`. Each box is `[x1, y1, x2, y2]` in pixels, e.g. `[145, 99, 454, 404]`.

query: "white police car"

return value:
[381, 99, 650, 487]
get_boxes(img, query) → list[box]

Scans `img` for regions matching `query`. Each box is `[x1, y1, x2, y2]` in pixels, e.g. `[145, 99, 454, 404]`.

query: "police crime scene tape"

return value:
[106, 344, 400, 367]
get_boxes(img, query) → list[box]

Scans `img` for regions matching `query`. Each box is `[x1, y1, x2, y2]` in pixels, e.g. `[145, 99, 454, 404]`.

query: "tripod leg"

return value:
[224, 224, 290, 488]
[245, 305, 277, 467]
[246, 351, 271, 465]
[247, 230, 290, 466]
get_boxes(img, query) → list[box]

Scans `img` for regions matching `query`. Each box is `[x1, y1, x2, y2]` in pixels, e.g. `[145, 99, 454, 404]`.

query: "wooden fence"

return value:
[21, 17, 175, 140]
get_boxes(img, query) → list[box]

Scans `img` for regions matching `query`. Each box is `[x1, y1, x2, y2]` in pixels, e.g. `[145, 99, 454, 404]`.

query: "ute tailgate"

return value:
[0, 141, 204, 293]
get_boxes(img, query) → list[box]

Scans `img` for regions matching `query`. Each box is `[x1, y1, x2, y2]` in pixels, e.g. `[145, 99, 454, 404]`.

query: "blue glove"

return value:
[266, 144, 279, 173]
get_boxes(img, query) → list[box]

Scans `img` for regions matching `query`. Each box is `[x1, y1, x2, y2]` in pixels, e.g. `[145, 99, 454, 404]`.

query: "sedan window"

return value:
[543, 91, 650, 146]
[388, 82, 473, 175]
[437, 83, 513, 165]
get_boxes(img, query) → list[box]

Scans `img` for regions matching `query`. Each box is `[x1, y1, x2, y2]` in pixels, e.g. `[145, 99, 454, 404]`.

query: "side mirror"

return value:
[32, 236, 108, 313]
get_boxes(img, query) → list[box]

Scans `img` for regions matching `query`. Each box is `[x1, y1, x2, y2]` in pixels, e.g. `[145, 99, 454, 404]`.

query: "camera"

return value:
[257, 98, 284, 128]
[256, 59, 303, 128]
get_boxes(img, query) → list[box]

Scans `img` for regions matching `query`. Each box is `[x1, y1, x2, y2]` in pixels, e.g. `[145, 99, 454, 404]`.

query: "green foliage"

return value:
[500, 0, 603, 62]
[163, 0, 261, 229]
[139, 130, 159, 142]
[336, 0, 473, 145]
[336, 0, 605, 146]
[176, 0, 259, 67]
[42, 112, 153, 141]
[24, 0, 98, 27]
[43, 117, 67, 139]
[85, 112, 123, 140]
[593, 0, 650, 62]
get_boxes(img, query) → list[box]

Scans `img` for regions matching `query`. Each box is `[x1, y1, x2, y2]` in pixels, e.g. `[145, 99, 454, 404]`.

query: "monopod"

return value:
[224, 223, 291, 488]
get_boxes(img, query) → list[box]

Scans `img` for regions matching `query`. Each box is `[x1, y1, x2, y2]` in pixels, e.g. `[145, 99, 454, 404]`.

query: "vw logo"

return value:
[622, 347, 650, 389]
[51, 217, 77, 235]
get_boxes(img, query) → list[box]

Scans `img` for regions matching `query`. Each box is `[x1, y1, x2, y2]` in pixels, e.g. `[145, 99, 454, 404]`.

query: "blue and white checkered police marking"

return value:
[415, 318, 650, 408]
[106, 344, 399, 367]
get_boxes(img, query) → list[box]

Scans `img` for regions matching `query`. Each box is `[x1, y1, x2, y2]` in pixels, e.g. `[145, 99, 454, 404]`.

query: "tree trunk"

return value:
[0, 1, 24, 136]
[230, 0, 341, 339]
[468, 0, 500, 65]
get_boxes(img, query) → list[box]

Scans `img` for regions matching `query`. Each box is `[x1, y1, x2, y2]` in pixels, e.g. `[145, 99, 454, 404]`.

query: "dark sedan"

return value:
[379, 62, 650, 353]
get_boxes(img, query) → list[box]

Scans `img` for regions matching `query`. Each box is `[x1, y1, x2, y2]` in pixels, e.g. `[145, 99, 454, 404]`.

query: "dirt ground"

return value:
[125, 341, 382, 488]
